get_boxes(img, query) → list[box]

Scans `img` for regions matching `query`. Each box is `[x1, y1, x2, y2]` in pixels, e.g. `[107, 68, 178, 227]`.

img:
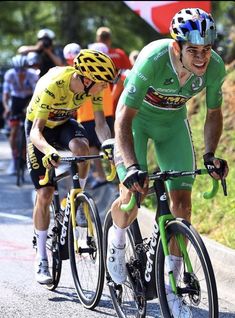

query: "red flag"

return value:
[124, 1, 211, 34]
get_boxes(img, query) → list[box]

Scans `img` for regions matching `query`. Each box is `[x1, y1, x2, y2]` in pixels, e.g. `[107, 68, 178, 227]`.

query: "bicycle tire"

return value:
[103, 211, 147, 318]
[16, 126, 26, 187]
[156, 218, 218, 318]
[45, 201, 62, 291]
[68, 192, 104, 309]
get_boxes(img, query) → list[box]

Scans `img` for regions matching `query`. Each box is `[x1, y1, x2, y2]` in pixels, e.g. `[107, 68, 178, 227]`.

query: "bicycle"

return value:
[32, 152, 113, 309]
[15, 113, 26, 186]
[102, 145, 227, 317]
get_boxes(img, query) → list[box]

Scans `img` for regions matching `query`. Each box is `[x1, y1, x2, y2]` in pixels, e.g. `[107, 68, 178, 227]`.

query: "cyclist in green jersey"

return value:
[106, 8, 228, 317]
[25, 49, 118, 285]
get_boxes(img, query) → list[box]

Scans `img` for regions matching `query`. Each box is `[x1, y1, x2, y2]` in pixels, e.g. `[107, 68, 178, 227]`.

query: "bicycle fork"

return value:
[154, 179, 194, 295]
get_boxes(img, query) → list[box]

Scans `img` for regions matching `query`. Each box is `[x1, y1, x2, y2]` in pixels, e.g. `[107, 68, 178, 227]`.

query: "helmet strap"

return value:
[79, 76, 95, 96]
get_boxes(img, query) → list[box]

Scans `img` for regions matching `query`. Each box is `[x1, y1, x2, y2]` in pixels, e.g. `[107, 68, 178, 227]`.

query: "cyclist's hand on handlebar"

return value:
[122, 164, 148, 193]
[42, 147, 60, 169]
[101, 138, 115, 160]
[203, 152, 229, 180]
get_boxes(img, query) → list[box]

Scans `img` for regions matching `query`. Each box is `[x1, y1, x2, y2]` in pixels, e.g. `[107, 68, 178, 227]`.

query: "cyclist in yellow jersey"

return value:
[63, 42, 114, 188]
[25, 49, 118, 285]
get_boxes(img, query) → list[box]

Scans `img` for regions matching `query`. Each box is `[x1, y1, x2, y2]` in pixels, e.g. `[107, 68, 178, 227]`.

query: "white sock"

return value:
[79, 177, 87, 189]
[166, 254, 183, 293]
[108, 222, 129, 248]
[171, 255, 183, 282]
[35, 229, 48, 261]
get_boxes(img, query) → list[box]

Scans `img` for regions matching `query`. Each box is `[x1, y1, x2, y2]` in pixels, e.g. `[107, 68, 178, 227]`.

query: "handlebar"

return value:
[120, 168, 227, 213]
[39, 153, 116, 186]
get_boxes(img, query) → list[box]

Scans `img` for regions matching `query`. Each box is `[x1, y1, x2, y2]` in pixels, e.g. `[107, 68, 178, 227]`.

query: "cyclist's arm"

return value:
[115, 103, 138, 168]
[94, 110, 111, 143]
[204, 107, 228, 179]
[30, 118, 52, 154]
[43, 47, 64, 66]
[18, 44, 41, 54]
[204, 107, 223, 154]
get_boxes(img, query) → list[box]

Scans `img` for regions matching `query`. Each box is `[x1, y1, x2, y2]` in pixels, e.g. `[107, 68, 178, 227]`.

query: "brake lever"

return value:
[221, 178, 227, 196]
[135, 192, 141, 208]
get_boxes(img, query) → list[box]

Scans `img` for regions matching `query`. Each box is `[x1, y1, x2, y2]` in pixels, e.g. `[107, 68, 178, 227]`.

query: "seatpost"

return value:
[71, 161, 80, 189]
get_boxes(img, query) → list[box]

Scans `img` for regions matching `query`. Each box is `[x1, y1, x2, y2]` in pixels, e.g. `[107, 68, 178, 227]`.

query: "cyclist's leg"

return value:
[154, 117, 196, 221]
[58, 119, 90, 185]
[25, 119, 59, 284]
[107, 120, 149, 284]
[150, 115, 196, 313]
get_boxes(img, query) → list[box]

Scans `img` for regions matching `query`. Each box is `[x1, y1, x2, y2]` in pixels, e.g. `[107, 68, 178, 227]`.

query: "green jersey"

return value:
[122, 39, 225, 115]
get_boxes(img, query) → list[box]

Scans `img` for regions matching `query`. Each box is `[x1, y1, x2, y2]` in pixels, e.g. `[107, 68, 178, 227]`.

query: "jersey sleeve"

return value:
[91, 91, 103, 112]
[120, 58, 153, 110]
[206, 53, 226, 109]
[33, 82, 56, 120]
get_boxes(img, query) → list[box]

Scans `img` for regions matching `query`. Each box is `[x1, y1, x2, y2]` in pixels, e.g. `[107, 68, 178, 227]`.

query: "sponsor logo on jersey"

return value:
[144, 86, 188, 109]
[56, 80, 65, 88]
[153, 48, 168, 61]
[127, 84, 136, 94]
[44, 88, 55, 98]
[48, 108, 77, 121]
[191, 77, 203, 91]
[164, 78, 174, 85]
[137, 72, 147, 81]
[73, 92, 87, 106]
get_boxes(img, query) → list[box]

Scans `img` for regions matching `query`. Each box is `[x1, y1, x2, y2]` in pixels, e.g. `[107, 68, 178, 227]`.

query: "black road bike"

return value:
[33, 154, 106, 309]
[103, 167, 227, 318]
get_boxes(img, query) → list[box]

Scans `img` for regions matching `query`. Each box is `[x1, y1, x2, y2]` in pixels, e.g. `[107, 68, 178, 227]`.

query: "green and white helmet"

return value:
[170, 8, 217, 45]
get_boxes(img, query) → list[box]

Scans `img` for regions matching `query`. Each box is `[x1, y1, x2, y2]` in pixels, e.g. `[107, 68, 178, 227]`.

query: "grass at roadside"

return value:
[189, 90, 235, 249]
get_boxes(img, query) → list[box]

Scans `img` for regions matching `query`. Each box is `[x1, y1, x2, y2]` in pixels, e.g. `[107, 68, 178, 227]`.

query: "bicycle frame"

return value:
[123, 168, 224, 299]
[40, 154, 107, 255]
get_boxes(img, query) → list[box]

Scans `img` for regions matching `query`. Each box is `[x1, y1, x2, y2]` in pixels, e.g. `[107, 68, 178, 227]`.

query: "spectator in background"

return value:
[112, 49, 140, 115]
[95, 27, 132, 109]
[26, 52, 41, 76]
[63, 42, 81, 66]
[129, 50, 140, 66]
[79, 41, 115, 188]
[18, 28, 64, 77]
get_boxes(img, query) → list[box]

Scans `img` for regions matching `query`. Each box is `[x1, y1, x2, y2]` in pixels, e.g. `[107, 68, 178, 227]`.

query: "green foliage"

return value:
[0, 1, 160, 66]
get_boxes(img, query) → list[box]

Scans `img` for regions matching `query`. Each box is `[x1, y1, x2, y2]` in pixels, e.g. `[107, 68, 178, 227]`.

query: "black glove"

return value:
[123, 164, 147, 189]
[203, 152, 228, 178]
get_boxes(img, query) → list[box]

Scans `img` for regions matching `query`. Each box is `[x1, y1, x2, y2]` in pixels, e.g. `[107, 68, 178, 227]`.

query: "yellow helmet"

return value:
[73, 49, 118, 83]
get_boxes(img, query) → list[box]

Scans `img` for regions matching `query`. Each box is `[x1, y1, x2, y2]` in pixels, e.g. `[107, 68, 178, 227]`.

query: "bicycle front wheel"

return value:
[156, 218, 218, 318]
[103, 211, 146, 318]
[68, 192, 104, 309]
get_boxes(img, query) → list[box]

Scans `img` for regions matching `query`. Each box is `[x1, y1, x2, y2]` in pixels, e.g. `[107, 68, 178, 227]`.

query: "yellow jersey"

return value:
[26, 66, 103, 128]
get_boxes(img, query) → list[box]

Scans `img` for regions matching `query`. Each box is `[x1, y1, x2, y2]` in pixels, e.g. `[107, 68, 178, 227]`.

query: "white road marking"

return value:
[0, 212, 32, 221]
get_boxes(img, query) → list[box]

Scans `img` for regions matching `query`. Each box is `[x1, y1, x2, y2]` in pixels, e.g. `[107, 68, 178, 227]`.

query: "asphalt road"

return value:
[0, 131, 235, 318]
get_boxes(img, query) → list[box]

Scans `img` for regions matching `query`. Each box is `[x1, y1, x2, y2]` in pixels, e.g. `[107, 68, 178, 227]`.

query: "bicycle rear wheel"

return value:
[103, 211, 147, 318]
[156, 218, 218, 318]
[45, 201, 62, 291]
[16, 126, 26, 187]
[68, 192, 104, 309]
